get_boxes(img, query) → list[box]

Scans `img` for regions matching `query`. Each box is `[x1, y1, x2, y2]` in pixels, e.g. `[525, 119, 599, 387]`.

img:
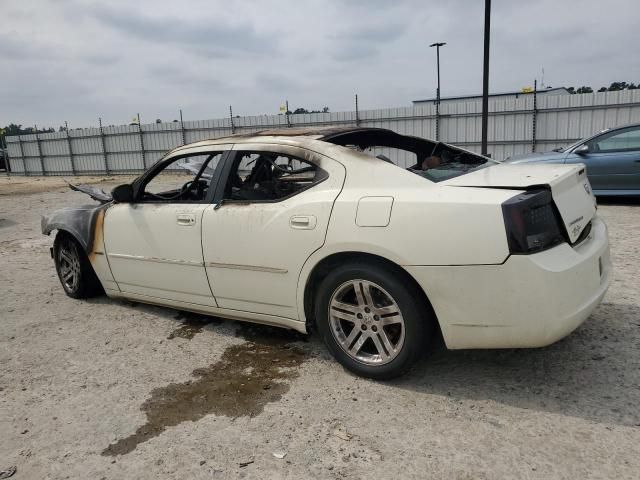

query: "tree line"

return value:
[566, 81, 640, 94]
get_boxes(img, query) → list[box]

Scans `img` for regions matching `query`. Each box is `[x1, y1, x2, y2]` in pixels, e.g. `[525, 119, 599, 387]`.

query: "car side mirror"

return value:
[111, 184, 134, 203]
[574, 144, 590, 155]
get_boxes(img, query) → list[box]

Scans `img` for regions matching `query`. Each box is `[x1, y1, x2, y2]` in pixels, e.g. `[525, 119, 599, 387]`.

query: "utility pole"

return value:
[481, 0, 491, 156]
[429, 42, 446, 141]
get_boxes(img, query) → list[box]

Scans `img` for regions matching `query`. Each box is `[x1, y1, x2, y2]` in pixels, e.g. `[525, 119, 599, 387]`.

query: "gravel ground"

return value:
[1, 176, 639, 479]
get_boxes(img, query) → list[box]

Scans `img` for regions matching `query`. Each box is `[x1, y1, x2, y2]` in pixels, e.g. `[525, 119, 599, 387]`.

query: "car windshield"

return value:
[176, 157, 217, 178]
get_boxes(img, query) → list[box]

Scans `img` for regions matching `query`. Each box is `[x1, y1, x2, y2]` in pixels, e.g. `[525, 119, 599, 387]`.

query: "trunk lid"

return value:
[443, 163, 597, 244]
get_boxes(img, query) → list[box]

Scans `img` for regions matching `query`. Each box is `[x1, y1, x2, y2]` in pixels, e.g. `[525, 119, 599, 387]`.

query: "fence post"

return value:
[532, 79, 538, 153]
[0, 131, 9, 177]
[137, 113, 146, 169]
[285, 100, 291, 127]
[179, 109, 186, 145]
[34, 126, 46, 175]
[17, 135, 27, 176]
[355, 94, 361, 126]
[98, 117, 110, 175]
[65, 121, 77, 175]
[229, 105, 236, 134]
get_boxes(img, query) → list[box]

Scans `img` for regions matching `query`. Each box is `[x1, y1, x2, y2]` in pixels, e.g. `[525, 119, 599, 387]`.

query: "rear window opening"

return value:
[323, 128, 495, 182]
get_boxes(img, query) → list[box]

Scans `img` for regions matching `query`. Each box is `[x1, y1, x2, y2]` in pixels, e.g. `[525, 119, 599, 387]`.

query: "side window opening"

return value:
[141, 152, 223, 203]
[591, 127, 640, 153]
[223, 152, 325, 202]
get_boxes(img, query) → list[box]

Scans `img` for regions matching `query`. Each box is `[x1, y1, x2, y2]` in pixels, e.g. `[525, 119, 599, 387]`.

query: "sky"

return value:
[2, 0, 639, 129]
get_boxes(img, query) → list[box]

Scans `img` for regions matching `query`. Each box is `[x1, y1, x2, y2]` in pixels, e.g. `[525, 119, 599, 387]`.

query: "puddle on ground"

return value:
[102, 324, 308, 456]
[167, 311, 223, 340]
[0, 218, 17, 229]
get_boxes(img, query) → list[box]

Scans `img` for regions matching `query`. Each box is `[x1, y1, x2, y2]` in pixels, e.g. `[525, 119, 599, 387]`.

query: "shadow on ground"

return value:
[393, 302, 640, 427]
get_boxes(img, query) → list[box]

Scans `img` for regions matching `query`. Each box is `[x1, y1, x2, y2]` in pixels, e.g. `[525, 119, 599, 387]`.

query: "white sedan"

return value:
[42, 127, 612, 379]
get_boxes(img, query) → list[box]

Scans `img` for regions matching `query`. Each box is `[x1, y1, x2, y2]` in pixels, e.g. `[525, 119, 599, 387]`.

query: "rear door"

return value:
[201, 144, 345, 319]
[565, 126, 640, 191]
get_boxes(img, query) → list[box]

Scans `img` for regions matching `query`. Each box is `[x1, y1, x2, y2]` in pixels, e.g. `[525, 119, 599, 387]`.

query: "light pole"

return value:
[429, 42, 446, 141]
[481, 0, 491, 156]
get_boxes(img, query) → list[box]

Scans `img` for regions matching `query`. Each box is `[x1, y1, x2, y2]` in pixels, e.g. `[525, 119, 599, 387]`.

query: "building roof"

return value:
[412, 87, 569, 104]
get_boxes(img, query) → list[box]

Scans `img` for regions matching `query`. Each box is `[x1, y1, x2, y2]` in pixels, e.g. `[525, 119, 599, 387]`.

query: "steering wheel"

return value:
[179, 179, 209, 200]
[190, 179, 208, 199]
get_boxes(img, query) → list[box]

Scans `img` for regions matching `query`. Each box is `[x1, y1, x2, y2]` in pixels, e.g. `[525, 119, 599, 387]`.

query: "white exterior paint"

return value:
[86, 133, 610, 349]
[201, 143, 346, 318]
[103, 202, 216, 306]
[406, 217, 611, 349]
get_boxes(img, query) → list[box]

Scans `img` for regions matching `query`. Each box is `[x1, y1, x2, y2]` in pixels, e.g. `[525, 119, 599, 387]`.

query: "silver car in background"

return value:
[506, 123, 640, 196]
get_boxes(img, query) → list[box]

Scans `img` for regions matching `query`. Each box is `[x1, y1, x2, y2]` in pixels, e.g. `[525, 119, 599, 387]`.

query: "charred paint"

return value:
[41, 203, 109, 255]
[88, 208, 106, 264]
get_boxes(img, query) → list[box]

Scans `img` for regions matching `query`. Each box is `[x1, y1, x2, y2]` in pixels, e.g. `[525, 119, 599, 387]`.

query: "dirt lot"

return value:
[1, 176, 639, 479]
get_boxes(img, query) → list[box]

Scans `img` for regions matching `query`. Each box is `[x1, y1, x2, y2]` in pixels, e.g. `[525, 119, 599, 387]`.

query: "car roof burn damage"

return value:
[218, 127, 469, 160]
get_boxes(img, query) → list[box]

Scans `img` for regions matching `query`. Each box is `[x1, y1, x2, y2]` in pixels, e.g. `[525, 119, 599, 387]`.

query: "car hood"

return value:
[443, 163, 596, 243]
[68, 182, 112, 203]
[504, 151, 566, 164]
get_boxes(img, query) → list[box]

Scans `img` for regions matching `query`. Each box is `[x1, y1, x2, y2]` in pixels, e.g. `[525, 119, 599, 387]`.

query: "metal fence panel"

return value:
[5, 89, 640, 175]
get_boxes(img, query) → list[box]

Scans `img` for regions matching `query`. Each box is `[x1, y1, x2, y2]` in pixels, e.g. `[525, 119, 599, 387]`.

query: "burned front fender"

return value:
[41, 204, 109, 253]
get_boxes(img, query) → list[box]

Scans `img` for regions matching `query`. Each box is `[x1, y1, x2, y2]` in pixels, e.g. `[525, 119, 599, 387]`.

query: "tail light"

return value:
[502, 190, 565, 254]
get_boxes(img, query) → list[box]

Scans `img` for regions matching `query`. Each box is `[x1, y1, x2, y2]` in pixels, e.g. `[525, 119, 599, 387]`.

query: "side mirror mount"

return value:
[574, 144, 590, 155]
[111, 184, 134, 203]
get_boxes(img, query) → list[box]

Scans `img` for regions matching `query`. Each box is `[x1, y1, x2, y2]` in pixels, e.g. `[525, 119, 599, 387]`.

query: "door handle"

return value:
[177, 214, 196, 226]
[290, 215, 316, 230]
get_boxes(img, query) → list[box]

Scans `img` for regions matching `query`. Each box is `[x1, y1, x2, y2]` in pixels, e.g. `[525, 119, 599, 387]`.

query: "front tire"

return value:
[315, 262, 433, 380]
[54, 233, 103, 299]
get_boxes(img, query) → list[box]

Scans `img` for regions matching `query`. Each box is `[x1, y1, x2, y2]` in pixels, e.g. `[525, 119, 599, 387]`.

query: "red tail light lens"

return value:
[502, 190, 565, 254]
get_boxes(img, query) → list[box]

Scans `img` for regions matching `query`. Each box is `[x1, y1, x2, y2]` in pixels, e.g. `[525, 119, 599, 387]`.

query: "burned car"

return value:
[42, 127, 612, 379]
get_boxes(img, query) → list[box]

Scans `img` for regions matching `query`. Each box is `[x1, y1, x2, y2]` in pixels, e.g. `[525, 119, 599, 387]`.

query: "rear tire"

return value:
[53, 233, 103, 299]
[314, 261, 433, 380]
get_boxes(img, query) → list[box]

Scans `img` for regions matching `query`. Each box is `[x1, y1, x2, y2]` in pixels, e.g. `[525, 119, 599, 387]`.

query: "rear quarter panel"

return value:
[321, 157, 516, 266]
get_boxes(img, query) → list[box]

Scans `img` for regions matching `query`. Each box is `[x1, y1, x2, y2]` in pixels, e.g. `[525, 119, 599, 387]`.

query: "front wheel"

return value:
[54, 233, 103, 299]
[315, 262, 433, 380]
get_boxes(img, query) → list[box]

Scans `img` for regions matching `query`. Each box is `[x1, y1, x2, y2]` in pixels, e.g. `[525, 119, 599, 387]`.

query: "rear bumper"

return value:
[406, 216, 612, 349]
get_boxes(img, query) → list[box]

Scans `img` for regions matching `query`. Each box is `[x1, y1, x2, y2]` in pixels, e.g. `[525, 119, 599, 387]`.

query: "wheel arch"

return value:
[301, 250, 441, 336]
[41, 204, 108, 254]
[49, 225, 88, 252]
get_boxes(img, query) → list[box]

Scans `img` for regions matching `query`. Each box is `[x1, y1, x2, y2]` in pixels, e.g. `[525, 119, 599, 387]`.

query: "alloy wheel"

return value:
[328, 279, 405, 366]
[58, 241, 80, 292]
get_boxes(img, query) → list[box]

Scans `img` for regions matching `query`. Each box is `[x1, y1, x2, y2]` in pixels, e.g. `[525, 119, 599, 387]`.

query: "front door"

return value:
[201, 144, 345, 319]
[104, 148, 228, 306]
